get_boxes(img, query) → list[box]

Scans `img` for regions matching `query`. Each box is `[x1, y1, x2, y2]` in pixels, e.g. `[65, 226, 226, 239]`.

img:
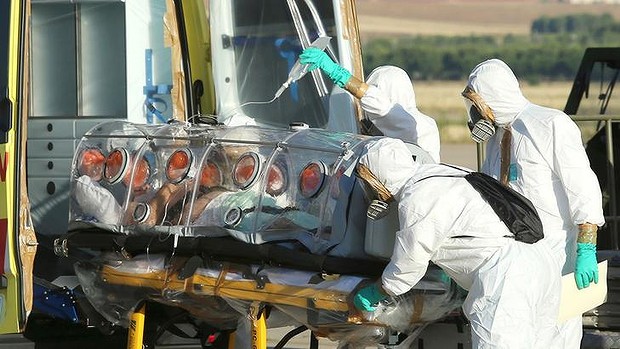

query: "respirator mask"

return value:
[462, 86, 496, 143]
[465, 99, 495, 143]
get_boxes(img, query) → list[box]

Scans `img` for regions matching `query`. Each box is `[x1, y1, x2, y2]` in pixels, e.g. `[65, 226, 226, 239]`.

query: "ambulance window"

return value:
[30, 1, 126, 118]
[230, 0, 337, 128]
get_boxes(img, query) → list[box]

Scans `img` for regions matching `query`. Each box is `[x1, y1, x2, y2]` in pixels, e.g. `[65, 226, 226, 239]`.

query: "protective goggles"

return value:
[462, 86, 496, 143]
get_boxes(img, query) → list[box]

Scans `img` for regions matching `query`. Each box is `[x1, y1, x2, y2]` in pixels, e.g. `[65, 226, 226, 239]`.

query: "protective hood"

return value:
[467, 59, 529, 127]
[361, 66, 441, 163]
[358, 138, 418, 200]
[366, 65, 417, 115]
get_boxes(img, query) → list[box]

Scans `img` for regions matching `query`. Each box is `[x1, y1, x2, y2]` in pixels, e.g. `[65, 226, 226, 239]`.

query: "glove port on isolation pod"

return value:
[133, 203, 151, 223]
[224, 207, 243, 227]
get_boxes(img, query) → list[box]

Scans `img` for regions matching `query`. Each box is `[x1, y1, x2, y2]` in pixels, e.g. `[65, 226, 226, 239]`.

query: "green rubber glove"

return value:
[575, 242, 599, 290]
[299, 47, 352, 88]
[353, 283, 388, 312]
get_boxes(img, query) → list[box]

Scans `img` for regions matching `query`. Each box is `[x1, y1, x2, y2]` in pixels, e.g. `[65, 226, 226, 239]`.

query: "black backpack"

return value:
[418, 165, 544, 244]
[463, 171, 543, 244]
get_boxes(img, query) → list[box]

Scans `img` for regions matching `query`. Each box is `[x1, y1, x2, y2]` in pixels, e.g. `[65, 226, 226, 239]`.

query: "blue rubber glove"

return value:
[299, 47, 352, 88]
[575, 242, 599, 290]
[353, 283, 388, 312]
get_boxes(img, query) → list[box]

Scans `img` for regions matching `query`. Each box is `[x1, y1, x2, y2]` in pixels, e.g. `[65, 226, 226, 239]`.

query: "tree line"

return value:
[361, 14, 620, 82]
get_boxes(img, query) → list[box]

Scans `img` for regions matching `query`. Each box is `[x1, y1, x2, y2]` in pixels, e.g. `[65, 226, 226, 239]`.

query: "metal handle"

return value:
[0, 86, 11, 143]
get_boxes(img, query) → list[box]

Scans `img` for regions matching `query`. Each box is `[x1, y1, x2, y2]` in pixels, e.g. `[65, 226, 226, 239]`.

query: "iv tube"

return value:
[222, 36, 332, 119]
[274, 36, 331, 99]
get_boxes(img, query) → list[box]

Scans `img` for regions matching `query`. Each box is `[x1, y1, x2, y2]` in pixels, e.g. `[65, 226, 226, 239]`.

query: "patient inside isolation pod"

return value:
[186, 154, 321, 235]
[124, 145, 322, 240]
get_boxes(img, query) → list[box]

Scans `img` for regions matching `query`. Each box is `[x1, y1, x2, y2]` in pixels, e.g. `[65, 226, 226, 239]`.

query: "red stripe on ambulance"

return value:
[0, 151, 7, 182]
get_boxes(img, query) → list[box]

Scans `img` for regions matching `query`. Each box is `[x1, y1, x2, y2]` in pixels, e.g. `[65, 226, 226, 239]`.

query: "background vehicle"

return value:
[562, 47, 620, 349]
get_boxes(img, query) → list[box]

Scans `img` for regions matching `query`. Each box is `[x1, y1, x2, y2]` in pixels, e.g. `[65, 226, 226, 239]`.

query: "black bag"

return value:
[416, 165, 544, 244]
[464, 171, 544, 244]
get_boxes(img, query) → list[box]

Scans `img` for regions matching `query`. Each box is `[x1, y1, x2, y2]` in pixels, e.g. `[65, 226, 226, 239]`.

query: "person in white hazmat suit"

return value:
[463, 58, 605, 348]
[299, 48, 441, 163]
[351, 137, 560, 348]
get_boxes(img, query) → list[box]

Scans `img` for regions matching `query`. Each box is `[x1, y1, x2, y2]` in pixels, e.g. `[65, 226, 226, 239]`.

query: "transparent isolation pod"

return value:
[69, 121, 380, 254]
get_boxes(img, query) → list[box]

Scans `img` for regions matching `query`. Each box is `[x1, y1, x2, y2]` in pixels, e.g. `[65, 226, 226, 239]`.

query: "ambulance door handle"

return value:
[0, 86, 11, 144]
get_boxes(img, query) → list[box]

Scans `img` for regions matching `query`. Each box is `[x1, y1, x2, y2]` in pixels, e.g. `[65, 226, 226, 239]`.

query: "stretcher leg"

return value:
[227, 332, 236, 349]
[250, 302, 267, 349]
[127, 303, 146, 349]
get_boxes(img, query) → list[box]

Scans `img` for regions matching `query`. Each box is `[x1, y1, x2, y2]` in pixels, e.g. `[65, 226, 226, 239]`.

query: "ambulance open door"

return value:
[0, 0, 37, 334]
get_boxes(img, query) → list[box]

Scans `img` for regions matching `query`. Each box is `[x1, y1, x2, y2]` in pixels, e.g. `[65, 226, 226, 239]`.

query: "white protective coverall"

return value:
[360, 66, 441, 163]
[359, 138, 560, 348]
[467, 59, 605, 348]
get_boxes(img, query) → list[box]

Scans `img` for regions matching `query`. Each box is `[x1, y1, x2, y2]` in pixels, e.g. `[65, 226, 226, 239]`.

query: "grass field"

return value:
[355, 0, 620, 38]
[414, 80, 609, 142]
[416, 80, 573, 119]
